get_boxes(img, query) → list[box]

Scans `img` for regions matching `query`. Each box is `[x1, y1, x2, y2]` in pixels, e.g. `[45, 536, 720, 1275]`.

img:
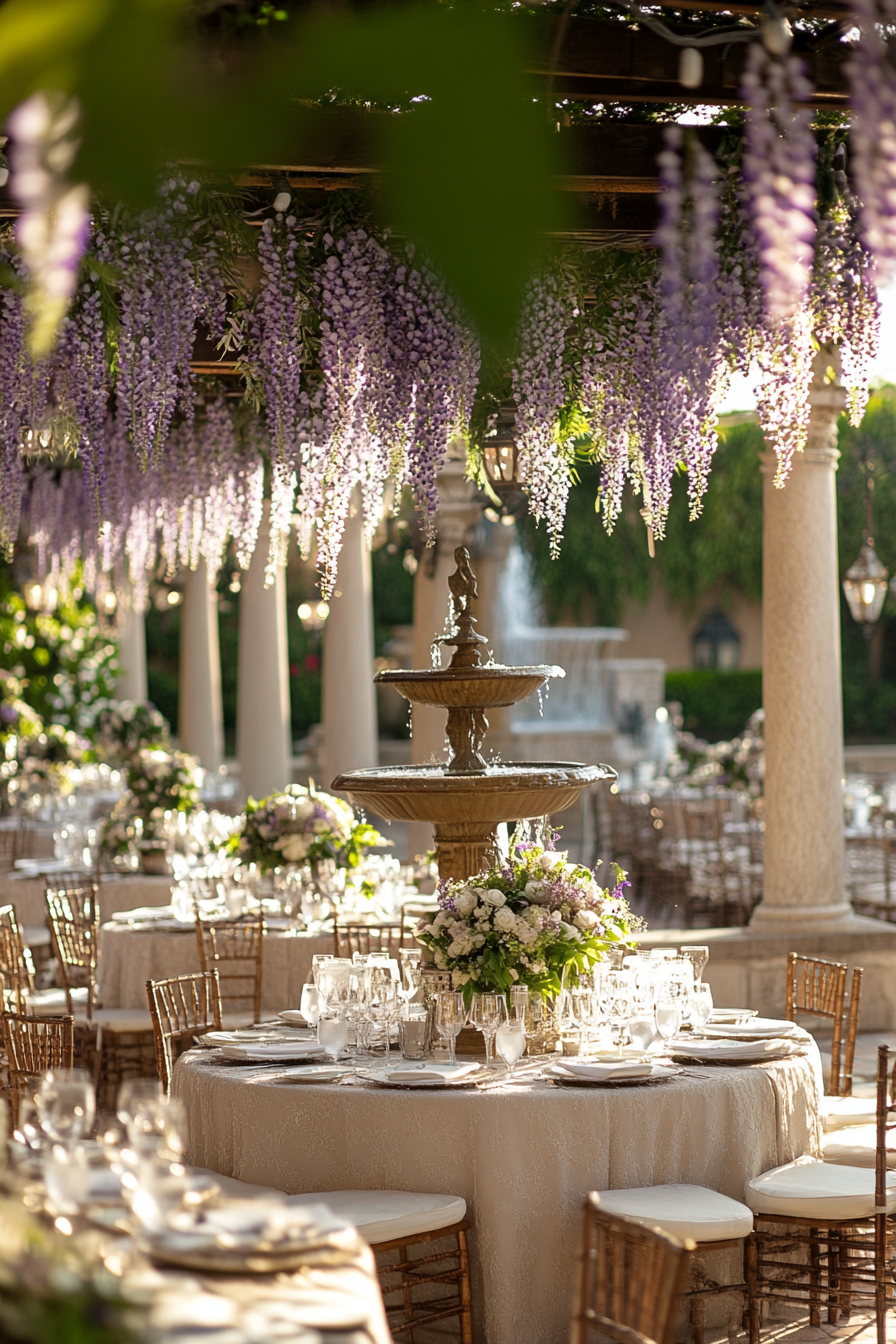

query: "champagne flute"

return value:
[435, 991, 465, 1066]
[471, 993, 507, 1066]
[495, 1020, 526, 1076]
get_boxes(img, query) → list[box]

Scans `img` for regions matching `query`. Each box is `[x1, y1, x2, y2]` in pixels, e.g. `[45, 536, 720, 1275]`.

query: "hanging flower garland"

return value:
[846, 0, 896, 277]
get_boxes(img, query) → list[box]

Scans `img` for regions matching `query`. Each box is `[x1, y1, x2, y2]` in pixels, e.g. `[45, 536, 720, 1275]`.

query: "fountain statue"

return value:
[332, 547, 617, 879]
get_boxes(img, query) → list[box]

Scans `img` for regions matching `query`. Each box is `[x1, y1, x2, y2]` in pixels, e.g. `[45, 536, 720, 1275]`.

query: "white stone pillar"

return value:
[237, 505, 291, 801]
[179, 561, 224, 770]
[117, 582, 148, 703]
[750, 347, 851, 929]
[407, 454, 482, 856]
[323, 489, 378, 788]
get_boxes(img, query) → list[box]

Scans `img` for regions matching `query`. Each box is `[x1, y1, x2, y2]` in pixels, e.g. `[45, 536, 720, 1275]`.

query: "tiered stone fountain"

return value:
[333, 547, 616, 877]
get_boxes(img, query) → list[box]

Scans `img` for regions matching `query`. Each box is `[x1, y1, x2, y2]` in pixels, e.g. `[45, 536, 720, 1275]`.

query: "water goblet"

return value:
[300, 982, 322, 1027]
[680, 945, 710, 984]
[655, 994, 683, 1049]
[318, 1012, 348, 1062]
[126, 1092, 186, 1159]
[495, 1020, 526, 1076]
[44, 1140, 91, 1215]
[36, 1068, 95, 1143]
[435, 991, 466, 1066]
[628, 1013, 656, 1053]
[599, 970, 635, 1059]
[471, 993, 507, 1066]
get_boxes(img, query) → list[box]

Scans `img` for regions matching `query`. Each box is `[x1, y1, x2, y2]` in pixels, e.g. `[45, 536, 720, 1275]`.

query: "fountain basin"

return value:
[332, 761, 617, 879]
[374, 665, 564, 711]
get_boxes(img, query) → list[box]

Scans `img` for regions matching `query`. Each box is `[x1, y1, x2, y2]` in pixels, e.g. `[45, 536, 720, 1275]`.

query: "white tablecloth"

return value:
[97, 922, 335, 1013]
[173, 1046, 823, 1344]
[0, 872, 174, 930]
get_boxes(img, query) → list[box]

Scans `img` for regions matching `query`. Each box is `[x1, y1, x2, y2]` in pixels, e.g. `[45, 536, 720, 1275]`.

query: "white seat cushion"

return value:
[745, 1156, 896, 1220]
[821, 1096, 878, 1132]
[91, 1008, 154, 1033]
[24, 988, 74, 1013]
[821, 1125, 896, 1169]
[286, 1190, 467, 1244]
[594, 1185, 752, 1243]
[188, 1166, 285, 1199]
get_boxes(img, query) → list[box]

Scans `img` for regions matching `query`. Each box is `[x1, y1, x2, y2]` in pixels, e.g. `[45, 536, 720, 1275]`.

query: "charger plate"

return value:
[356, 1067, 481, 1090]
[548, 1063, 682, 1088]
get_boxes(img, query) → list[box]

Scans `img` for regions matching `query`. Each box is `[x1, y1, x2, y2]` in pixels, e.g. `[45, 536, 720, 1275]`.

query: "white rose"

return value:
[560, 921, 581, 941]
[474, 905, 489, 920]
[434, 950, 447, 969]
[524, 881, 549, 904]
[515, 920, 539, 945]
[523, 906, 542, 927]
[574, 910, 599, 931]
[449, 919, 470, 939]
[481, 888, 506, 907]
[433, 910, 451, 930]
[493, 906, 516, 932]
[278, 834, 309, 862]
[539, 850, 567, 872]
[454, 888, 477, 916]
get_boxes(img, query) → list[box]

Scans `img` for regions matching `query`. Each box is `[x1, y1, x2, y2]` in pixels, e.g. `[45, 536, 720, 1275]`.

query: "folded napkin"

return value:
[278, 1010, 310, 1027]
[220, 1040, 322, 1060]
[554, 1060, 654, 1082]
[673, 1036, 797, 1059]
[205, 1030, 288, 1046]
[383, 1062, 481, 1084]
[111, 906, 176, 923]
[160, 1197, 347, 1252]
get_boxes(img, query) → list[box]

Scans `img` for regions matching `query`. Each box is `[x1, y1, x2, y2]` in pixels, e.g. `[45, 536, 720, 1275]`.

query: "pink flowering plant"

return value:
[230, 783, 387, 874]
[416, 843, 637, 1005]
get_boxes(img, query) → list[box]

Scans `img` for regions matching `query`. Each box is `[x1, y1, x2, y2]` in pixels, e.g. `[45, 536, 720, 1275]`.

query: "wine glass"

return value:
[599, 970, 635, 1059]
[495, 1020, 526, 1076]
[318, 1012, 348, 1062]
[36, 1068, 95, 1143]
[689, 982, 714, 1031]
[655, 993, 683, 1049]
[398, 948, 422, 1005]
[435, 991, 465, 1065]
[471, 993, 507, 1066]
[680, 945, 709, 984]
[126, 1092, 186, 1158]
[368, 968, 399, 1061]
[300, 983, 322, 1027]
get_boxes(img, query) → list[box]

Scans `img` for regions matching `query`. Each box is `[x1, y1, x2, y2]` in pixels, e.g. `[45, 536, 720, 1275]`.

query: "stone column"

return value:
[407, 453, 482, 856]
[117, 581, 148, 703]
[750, 347, 852, 928]
[323, 488, 378, 789]
[179, 561, 224, 770]
[237, 504, 291, 801]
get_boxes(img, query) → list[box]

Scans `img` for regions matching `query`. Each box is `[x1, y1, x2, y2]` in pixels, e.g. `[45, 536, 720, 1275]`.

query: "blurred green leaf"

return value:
[0, 0, 110, 114]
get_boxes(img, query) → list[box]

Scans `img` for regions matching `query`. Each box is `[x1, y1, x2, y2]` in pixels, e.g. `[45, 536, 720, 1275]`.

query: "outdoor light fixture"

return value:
[298, 600, 330, 631]
[22, 578, 58, 613]
[692, 608, 741, 671]
[481, 401, 527, 522]
[843, 471, 889, 635]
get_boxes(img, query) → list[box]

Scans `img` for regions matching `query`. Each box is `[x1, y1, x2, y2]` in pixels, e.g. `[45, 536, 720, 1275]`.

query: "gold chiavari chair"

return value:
[570, 1197, 693, 1344]
[45, 880, 157, 1109]
[146, 970, 222, 1092]
[785, 952, 848, 1095]
[746, 1042, 896, 1344]
[334, 922, 404, 961]
[1, 1010, 74, 1127]
[195, 915, 264, 1024]
[0, 905, 33, 1012]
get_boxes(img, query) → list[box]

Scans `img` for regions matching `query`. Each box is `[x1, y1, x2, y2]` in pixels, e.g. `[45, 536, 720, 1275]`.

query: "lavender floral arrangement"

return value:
[93, 699, 170, 764]
[230, 782, 387, 874]
[416, 843, 637, 1005]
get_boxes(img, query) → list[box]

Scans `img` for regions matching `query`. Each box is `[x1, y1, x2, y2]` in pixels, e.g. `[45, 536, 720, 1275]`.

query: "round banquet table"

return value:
[0, 870, 174, 928]
[97, 920, 335, 1013]
[173, 1045, 823, 1344]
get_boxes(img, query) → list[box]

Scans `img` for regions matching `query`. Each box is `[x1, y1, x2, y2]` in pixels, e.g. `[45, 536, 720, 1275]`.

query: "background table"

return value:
[174, 1047, 822, 1344]
[0, 870, 174, 928]
[98, 921, 335, 1012]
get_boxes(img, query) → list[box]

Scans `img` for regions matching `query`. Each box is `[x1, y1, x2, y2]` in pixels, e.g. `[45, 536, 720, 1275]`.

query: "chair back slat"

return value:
[0, 904, 33, 1012]
[840, 966, 863, 1097]
[146, 971, 222, 1091]
[195, 917, 264, 1023]
[1, 1010, 74, 1126]
[45, 879, 100, 1018]
[570, 1198, 693, 1344]
[335, 922, 404, 961]
[786, 952, 848, 1095]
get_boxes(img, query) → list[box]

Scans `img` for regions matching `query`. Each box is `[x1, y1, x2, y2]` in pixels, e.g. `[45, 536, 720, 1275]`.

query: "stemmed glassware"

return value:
[367, 967, 400, 1061]
[435, 991, 466, 1065]
[495, 1019, 526, 1076]
[471, 993, 507, 1066]
[599, 970, 635, 1058]
[36, 1068, 95, 1143]
[318, 1012, 348, 1062]
[680, 945, 709, 984]
[655, 992, 683, 1049]
[689, 982, 714, 1031]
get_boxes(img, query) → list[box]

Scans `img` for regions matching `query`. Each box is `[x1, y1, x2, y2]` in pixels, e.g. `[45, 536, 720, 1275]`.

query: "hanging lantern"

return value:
[482, 402, 520, 495]
[843, 473, 889, 634]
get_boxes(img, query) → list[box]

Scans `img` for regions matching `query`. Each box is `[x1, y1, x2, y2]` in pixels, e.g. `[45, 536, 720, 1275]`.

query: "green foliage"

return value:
[0, 564, 118, 732]
[665, 670, 763, 741]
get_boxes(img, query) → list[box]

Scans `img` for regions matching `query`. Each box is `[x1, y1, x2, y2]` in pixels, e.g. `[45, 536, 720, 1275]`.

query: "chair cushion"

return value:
[821, 1096, 878, 1132]
[745, 1156, 896, 1220]
[24, 988, 73, 1013]
[285, 1190, 467, 1244]
[187, 1167, 285, 1199]
[821, 1125, 896, 1169]
[594, 1185, 753, 1243]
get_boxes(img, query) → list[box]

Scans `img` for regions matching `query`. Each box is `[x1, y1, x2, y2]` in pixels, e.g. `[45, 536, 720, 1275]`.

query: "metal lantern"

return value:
[482, 402, 520, 495]
[692, 607, 741, 671]
[843, 473, 889, 634]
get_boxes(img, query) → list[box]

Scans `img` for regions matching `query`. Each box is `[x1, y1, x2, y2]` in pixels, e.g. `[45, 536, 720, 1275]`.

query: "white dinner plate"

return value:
[548, 1062, 682, 1088]
[204, 1031, 289, 1046]
[700, 1018, 802, 1040]
[278, 1010, 312, 1027]
[357, 1065, 481, 1089]
[265, 1065, 352, 1084]
[709, 1009, 759, 1024]
[671, 1038, 804, 1065]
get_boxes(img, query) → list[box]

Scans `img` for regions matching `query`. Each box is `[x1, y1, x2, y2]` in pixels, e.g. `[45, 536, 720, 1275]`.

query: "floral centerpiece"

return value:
[2, 722, 90, 810]
[416, 842, 638, 1005]
[126, 747, 202, 843]
[229, 782, 387, 874]
[93, 699, 170, 764]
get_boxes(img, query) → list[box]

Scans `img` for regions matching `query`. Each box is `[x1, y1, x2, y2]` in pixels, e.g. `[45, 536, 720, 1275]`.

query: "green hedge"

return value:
[665, 670, 763, 742]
